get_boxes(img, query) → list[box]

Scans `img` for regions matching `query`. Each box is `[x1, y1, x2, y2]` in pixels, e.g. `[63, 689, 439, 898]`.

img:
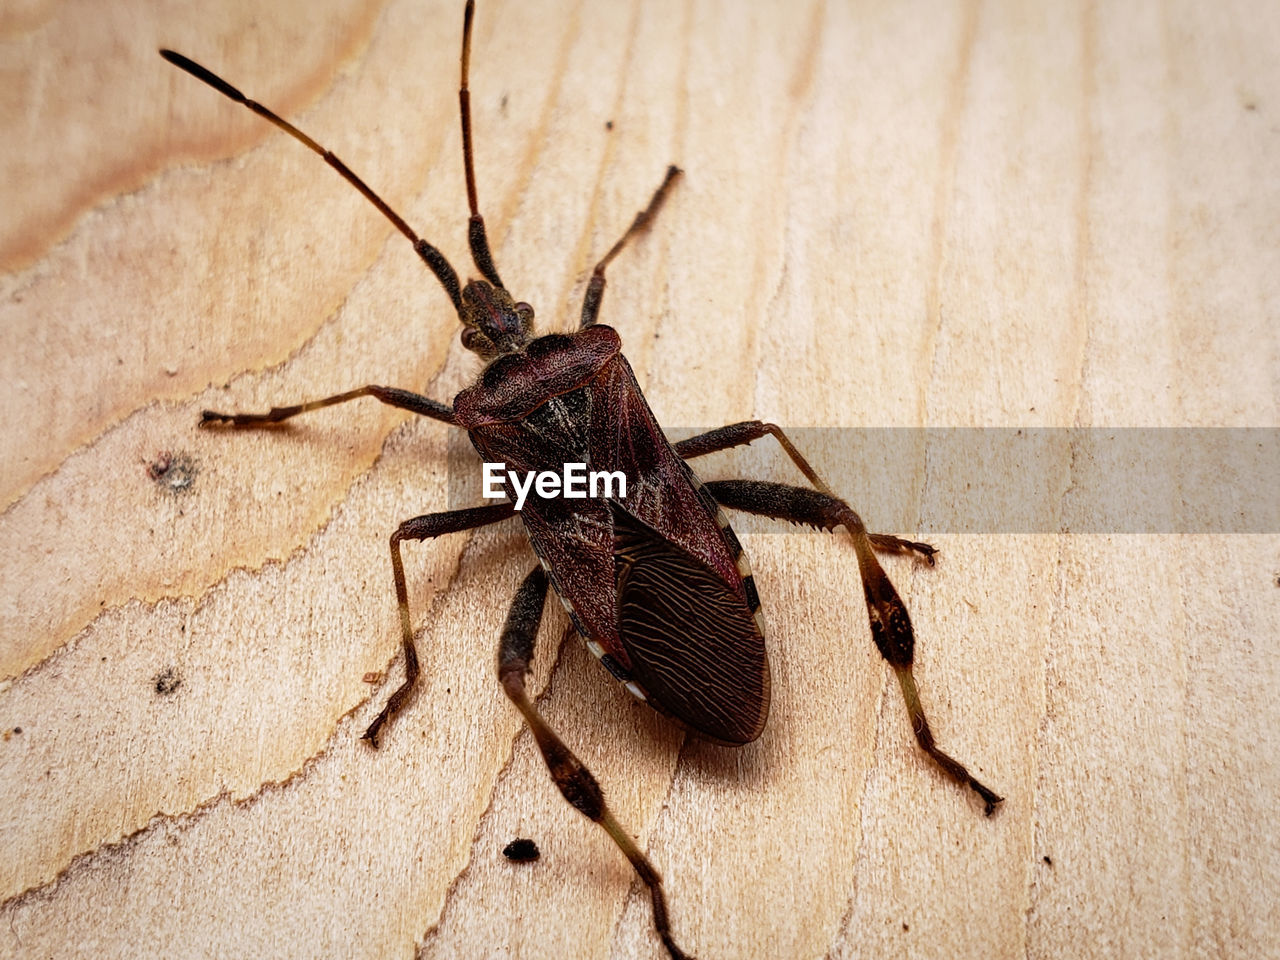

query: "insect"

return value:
[162, 3, 1001, 957]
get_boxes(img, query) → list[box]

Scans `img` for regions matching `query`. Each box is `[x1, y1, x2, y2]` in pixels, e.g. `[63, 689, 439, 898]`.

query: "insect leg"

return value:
[362, 502, 516, 746]
[202, 385, 458, 427]
[498, 566, 694, 960]
[704, 479, 1002, 816]
[863, 531, 938, 562]
[580, 165, 683, 329]
[674, 419, 832, 487]
[675, 421, 935, 561]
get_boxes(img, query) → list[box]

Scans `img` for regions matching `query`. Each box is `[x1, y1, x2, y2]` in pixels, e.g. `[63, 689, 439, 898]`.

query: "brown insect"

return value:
[162, 3, 1001, 956]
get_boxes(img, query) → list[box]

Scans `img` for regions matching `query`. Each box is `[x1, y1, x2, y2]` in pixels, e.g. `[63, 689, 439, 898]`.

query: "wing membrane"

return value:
[613, 504, 769, 744]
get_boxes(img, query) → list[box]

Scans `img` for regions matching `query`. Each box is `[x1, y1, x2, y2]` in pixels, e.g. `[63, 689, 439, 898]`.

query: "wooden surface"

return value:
[2, 0, 1277, 957]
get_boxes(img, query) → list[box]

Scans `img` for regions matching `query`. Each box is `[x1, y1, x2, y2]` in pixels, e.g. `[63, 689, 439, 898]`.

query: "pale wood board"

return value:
[2, 0, 1278, 957]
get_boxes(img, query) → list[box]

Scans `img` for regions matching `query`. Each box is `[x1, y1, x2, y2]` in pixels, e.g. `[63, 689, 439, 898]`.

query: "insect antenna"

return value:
[158, 48, 464, 315]
[458, 0, 504, 290]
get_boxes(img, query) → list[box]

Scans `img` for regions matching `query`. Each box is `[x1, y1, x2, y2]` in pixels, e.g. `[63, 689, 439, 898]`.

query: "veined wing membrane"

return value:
[612, 503, 769, 744]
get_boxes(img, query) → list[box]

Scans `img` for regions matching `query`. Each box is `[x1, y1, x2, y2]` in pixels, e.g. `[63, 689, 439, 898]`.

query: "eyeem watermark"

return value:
[483, 462, 627, 511]
[453, 429, 1279, 531]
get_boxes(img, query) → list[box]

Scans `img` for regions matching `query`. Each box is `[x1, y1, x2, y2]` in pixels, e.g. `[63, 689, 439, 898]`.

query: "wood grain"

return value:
[2, 0, 1277, 957]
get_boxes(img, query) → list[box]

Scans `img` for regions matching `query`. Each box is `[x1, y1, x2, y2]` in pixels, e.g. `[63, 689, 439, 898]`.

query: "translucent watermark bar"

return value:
[447, 428, 1278, 534]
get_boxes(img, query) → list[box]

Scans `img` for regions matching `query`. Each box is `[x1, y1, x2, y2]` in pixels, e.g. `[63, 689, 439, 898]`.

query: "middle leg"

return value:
[675, 420, 936, 562]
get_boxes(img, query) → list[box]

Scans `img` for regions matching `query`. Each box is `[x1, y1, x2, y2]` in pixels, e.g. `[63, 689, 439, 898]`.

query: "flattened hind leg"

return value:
[703, 477, 1003, 816]
[498, 566, 697, 960]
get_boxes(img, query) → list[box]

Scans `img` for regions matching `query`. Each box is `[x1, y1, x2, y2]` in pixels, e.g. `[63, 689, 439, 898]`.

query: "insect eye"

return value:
[461, 326, 494, 356]
[514, 301, 535, 322]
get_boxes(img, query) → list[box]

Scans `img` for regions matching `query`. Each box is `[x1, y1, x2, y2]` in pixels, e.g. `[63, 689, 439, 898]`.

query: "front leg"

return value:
[202, 384, 458, 427]
[580, 165, 682, 329]
[705, 478, 1003, 816]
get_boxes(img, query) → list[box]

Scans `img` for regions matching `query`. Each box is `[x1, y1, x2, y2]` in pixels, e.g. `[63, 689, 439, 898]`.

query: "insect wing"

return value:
[462, 333, 770, 741]
[613, 504, 769, 744]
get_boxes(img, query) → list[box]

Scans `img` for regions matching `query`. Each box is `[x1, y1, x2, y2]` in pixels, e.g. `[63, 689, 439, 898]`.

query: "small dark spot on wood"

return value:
[146, 450, 198, 494]
[502, 837, 540, 863]
[605, 119, 614, 131]
[902, 922, 910, 932]
[1043, 855, 1053, 866]
[2, 727, 21, 741]
[153, 667, 182, 696]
